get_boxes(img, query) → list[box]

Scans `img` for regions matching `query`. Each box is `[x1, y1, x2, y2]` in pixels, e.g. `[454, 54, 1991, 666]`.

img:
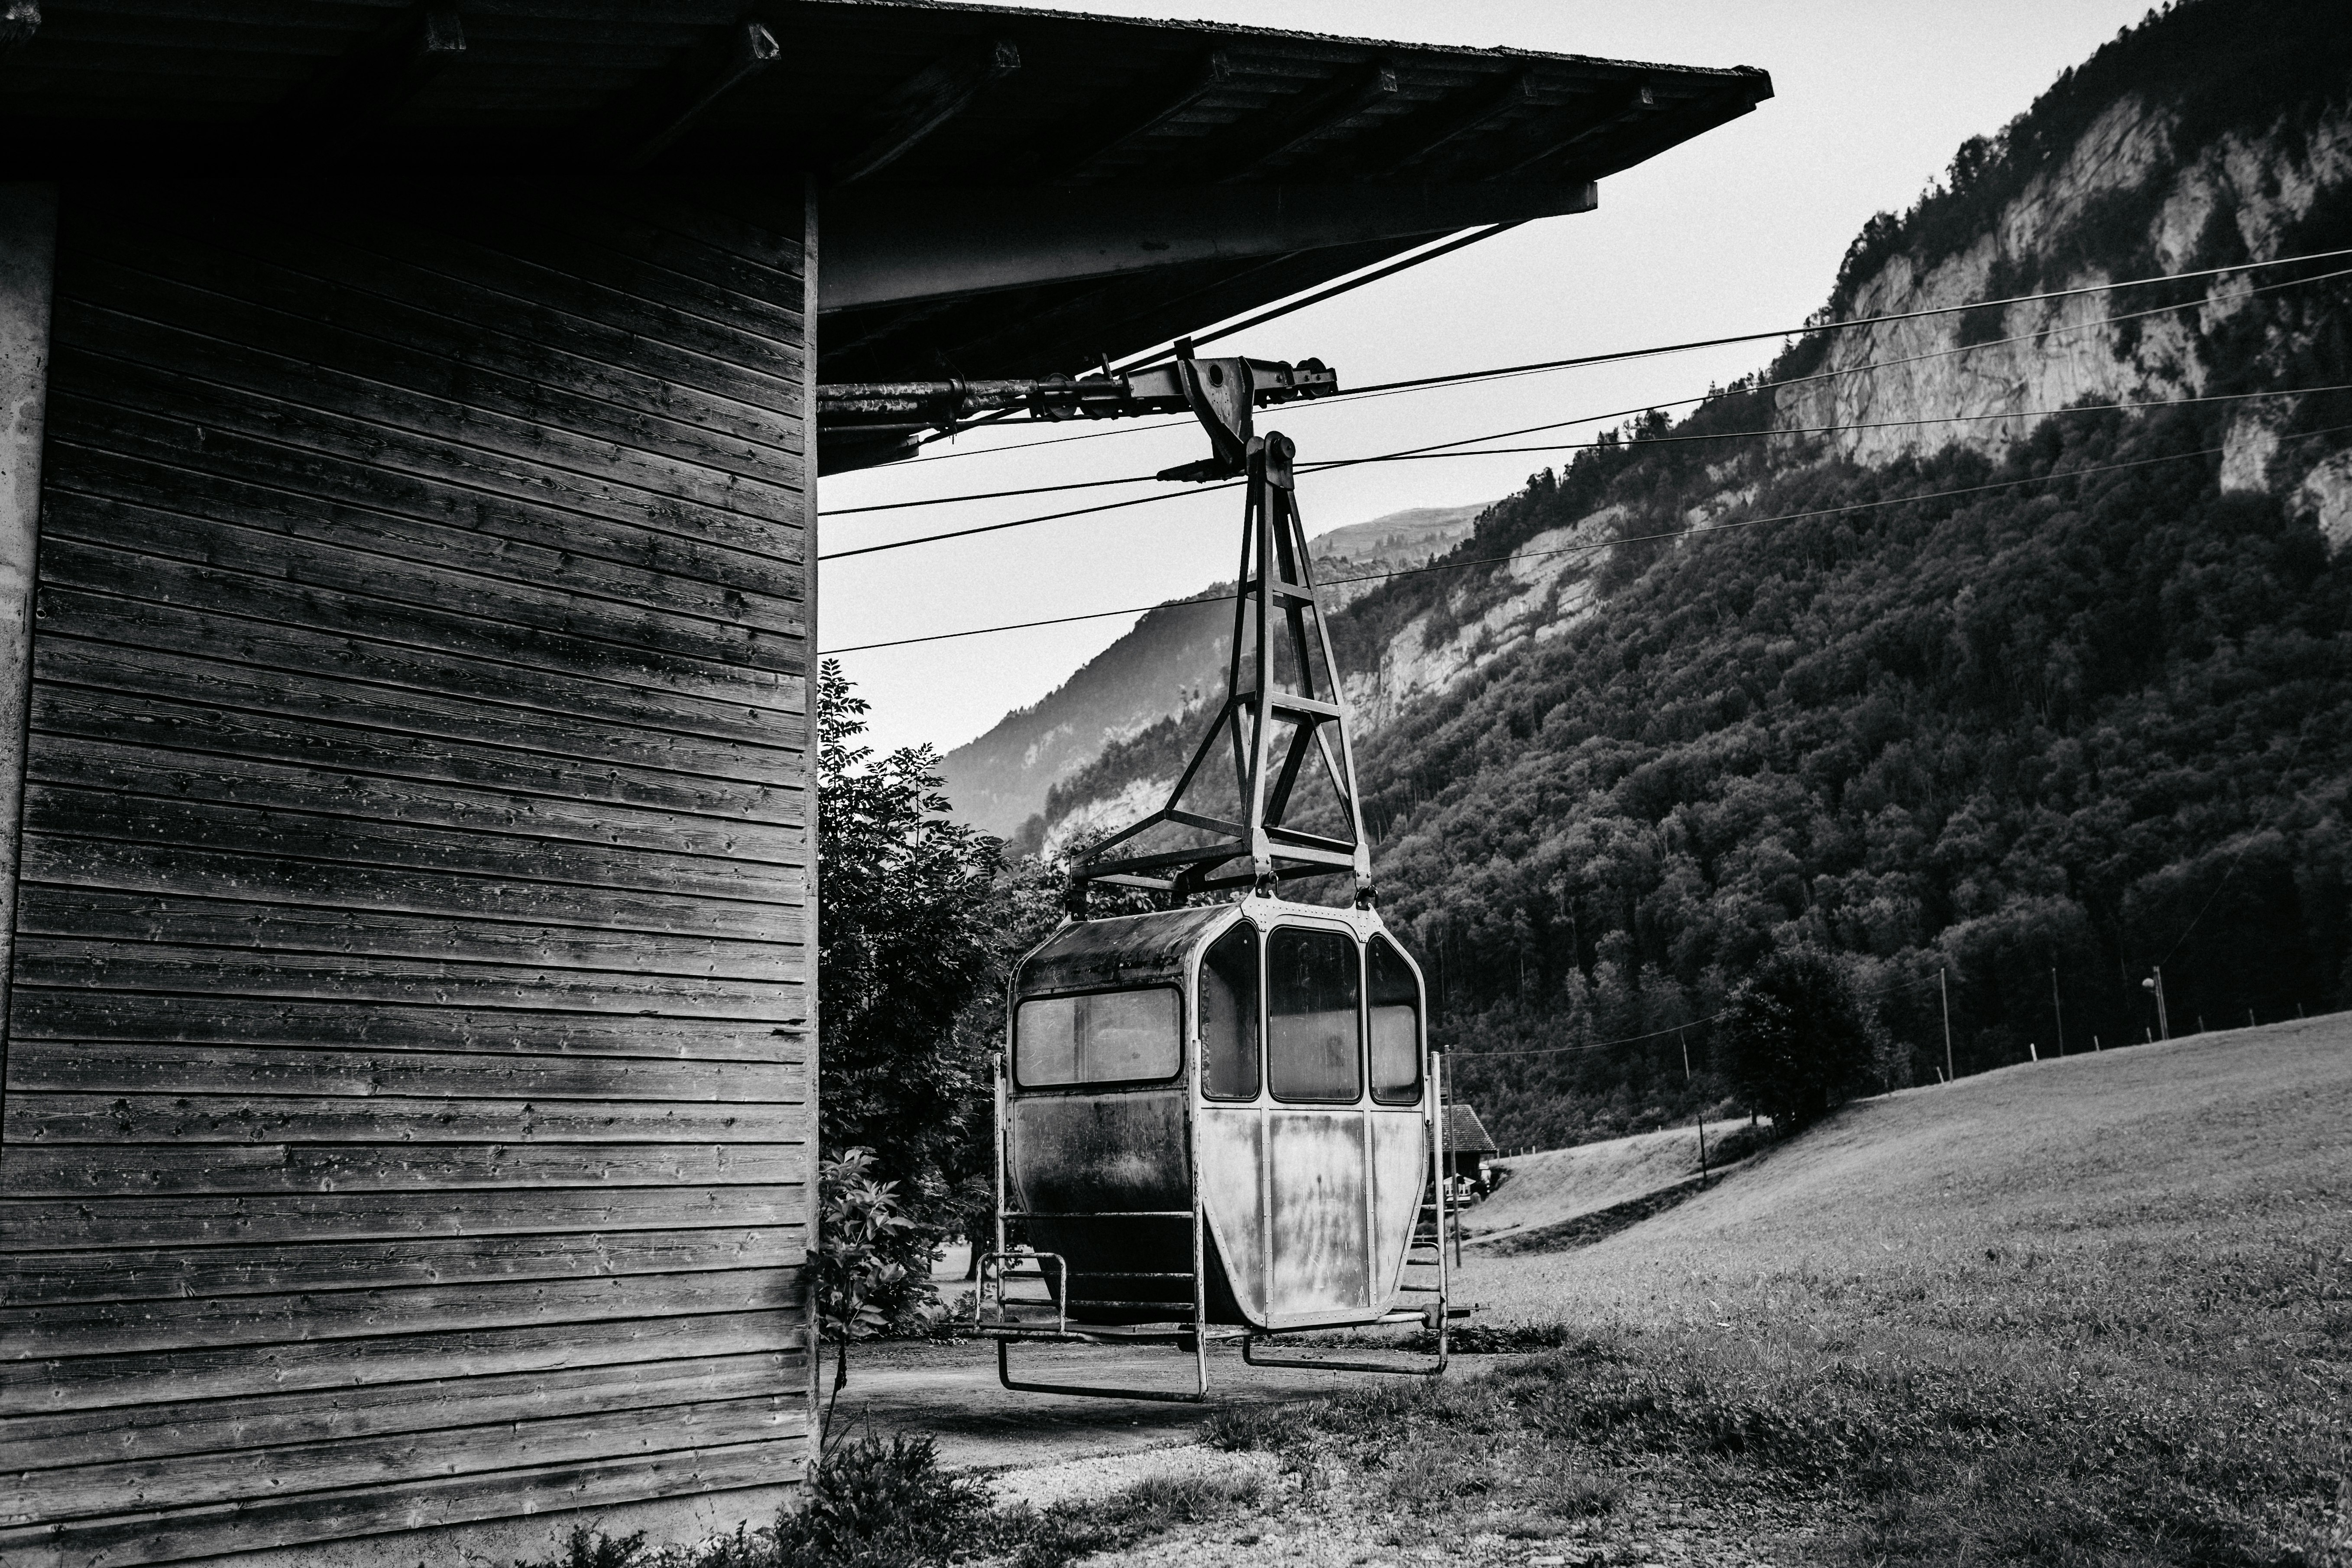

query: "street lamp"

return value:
[2140, 967, 2171, 1041]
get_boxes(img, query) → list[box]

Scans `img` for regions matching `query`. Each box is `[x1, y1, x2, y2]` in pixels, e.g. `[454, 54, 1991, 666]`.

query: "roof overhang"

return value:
[1, 0, 1771, 468]
[825, 177, 1597, 312]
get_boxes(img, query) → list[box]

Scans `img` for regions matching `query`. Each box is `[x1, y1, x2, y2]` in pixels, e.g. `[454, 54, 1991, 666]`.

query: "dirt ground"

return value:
[826, 1337, 1387, 1475]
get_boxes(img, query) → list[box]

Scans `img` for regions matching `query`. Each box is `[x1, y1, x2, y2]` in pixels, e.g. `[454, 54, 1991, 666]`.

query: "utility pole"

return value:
[1939, 968, 1954, 1085]
[2141, 966, 2171, 1041]
[2051, 965, 2066, 1056]
[1679, 1027, 1691, 1081]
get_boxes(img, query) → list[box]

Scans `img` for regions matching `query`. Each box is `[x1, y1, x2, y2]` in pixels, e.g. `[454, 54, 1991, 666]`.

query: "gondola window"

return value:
[1015, 988, 1181, 1087]
[1267, 927, 1362, 1102]
[1199, 923, 1261, 1101]
[1367, 935, 1422, 1105]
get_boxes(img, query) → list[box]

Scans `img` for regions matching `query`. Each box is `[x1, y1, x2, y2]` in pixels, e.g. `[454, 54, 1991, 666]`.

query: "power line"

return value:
[1859, 974, 1944, 999]
[818, 261, 2352, 536]
[816, 365, 2352, 562]
[823, 379, 2341, 519]
[1448, 1009, 1731, 1059]
[1361, 381, 2352, 469]
[819, 425, 2349, 653]
[904, 226, 1525, 455]
[869, 242, 2352, 467]
[1336, 244, 2352, 403]
[820, 475, 1247, 562]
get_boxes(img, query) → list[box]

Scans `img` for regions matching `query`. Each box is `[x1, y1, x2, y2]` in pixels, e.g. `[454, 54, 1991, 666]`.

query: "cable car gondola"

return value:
[972, 353, 1465, 1400]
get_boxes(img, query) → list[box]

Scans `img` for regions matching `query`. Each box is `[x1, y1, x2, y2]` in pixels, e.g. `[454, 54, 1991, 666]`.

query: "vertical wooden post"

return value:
[801, 172, 824, 1470]
[1939, 967, 1954, 1085]
[2050, 964, 2065, 1056]
[0, 183, 57, 1105]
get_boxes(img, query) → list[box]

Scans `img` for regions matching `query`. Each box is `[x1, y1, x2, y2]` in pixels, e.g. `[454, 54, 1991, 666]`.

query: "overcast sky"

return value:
[820, 0, 2156, 760]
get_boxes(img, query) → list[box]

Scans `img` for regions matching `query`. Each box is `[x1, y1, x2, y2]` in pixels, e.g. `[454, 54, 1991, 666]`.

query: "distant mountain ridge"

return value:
[939, 503, 1482, 838]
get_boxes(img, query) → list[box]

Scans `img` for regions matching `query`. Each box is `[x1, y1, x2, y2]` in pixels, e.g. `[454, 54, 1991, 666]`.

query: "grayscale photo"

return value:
[0, 1, 2345, 1565]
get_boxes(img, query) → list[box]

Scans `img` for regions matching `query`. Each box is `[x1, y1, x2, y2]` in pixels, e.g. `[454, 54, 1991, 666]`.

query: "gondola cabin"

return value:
[1002, 896, 1437, 1333]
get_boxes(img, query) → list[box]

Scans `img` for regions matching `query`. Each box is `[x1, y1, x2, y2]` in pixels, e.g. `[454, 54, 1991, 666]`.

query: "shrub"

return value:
[1704, 1120, 1774, 1166]
[1720, 950, 1875, 1132]
[777, 1432, 993, 1568]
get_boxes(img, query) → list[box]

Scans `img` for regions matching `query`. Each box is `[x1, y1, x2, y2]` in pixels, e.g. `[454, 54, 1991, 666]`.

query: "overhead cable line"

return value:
[819, 324, 2352, 560]
[824, 374, 2352, 520]
[907, 226, 1525, 453]
[1334, 243, 2352, 402]
[821, 261, 2352, 536]
[818, 422, 2351, 654]
[1344, 381, 2352, 468]
[877, 242, 2352, 467]
[1449, 1010, 1731, 1059]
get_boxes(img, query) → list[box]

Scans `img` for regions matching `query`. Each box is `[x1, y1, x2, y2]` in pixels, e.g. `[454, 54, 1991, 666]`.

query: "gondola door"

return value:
[1195, 913, 1431, 1330]
[1261, 919, 1374, 1326]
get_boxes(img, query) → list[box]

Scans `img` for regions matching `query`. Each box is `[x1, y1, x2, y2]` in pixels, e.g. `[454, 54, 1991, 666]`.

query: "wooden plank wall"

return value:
[0, 181, 814, 1566]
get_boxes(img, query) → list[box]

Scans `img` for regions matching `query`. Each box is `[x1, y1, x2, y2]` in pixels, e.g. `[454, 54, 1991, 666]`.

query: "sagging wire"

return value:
[865, 242, 2352, 470]
[817, 261, 2352, 544]
[816, 420, 2352, 654]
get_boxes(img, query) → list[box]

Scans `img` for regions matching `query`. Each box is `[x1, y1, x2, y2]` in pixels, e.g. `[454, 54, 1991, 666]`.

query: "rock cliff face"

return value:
[1775, 93, 2352, 540]
[1028, 3, 2352, 852]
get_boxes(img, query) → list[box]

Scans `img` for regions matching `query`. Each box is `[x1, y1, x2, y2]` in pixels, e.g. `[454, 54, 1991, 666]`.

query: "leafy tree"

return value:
[1720, 951, 1876, 1133]
[812, 1148, 913, 1393]
[816, 662, 1001, 1320]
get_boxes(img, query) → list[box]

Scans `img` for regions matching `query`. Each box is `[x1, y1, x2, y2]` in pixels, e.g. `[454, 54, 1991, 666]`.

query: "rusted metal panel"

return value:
[1016, 904, 1232, 996]
[1266, 1111, 1370, 1321]
[1370, 1114, 1427, 1304]
[1006, 1091, 1188, 1215]
[1009, 1091, 1193, 1324]
[1195, 1108, 1266, 1322]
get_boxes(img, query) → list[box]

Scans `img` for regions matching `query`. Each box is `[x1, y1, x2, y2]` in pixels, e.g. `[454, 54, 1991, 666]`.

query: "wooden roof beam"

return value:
[256, 3, 464, 168]
[1486, 82, 1657, 179]
[827, 38, 1022, 186]
[618, 20, 780, 172]
[1040, 48, 1233, 182]
[822, 178, 1597, 311]
[1576, 76, 1773, 181]
[1348, 68, 1534, 178]
[1209, 59, 1400, 182]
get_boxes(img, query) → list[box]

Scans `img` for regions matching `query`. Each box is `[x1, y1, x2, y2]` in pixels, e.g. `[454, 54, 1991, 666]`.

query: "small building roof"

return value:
[1445, 1101, 1497, 1155]
[2, 2, 1771, 411]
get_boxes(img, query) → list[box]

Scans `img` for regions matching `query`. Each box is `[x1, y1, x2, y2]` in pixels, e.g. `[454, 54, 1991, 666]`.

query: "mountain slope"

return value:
[939, 503, 1480, 839]
[1033, 0, 2352, 1147]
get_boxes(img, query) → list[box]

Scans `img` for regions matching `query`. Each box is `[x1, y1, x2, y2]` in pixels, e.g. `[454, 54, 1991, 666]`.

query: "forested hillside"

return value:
[941, 504, 1480, 838]
[1033, 0, 2352, 1149]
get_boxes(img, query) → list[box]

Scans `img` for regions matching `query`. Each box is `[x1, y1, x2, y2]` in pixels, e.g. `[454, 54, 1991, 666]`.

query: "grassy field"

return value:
[1462, 1117, 1760, 1245]
[1207, 1017, 2352, 1567]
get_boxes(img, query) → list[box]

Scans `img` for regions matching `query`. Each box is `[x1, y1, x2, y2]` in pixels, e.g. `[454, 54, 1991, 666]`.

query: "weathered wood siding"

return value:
[0, 183, 813, 1566]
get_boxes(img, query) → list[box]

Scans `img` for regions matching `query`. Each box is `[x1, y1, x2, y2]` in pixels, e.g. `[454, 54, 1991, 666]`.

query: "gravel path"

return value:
[1051, 1459, 1822, 1567]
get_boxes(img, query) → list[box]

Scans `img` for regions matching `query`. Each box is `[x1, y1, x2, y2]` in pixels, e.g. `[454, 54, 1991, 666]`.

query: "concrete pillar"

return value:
[0, 184, 58, 1051]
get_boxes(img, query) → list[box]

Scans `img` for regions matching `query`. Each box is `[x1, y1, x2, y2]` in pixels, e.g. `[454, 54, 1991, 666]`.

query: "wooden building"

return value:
[0, 4, 1766, 1563]
[1445, 1101, 1500, 1188]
